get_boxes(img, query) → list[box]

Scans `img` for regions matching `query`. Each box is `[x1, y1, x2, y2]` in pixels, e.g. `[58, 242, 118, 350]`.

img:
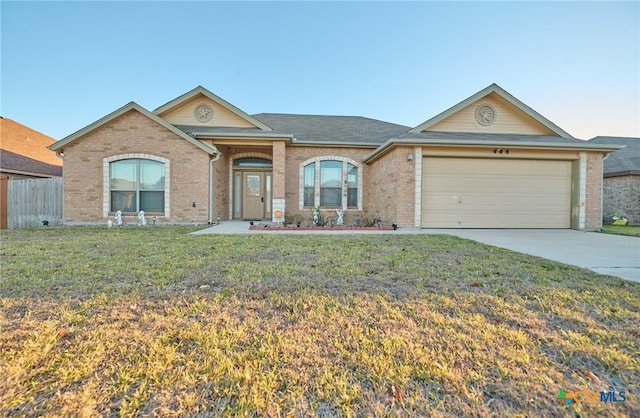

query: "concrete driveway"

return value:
[429, 229, 640, 283]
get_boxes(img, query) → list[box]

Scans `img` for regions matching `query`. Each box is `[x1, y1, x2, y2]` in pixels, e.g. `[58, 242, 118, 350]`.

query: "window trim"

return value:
[299, 156, 362, 210]
[103, 154, 170, 217]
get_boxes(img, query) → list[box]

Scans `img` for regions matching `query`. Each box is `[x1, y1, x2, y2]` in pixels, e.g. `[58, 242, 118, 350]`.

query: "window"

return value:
[303, 163, 315, 207]
[347, 163, 358, 207]
[110, 159, 165, 212]
[301, 158, 360, 209]
[320, 160, 342, 206]
[233, 158, 272, 167]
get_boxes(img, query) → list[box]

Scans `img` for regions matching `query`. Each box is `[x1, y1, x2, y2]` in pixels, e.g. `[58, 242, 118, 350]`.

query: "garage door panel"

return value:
[422, 157, 572, 228]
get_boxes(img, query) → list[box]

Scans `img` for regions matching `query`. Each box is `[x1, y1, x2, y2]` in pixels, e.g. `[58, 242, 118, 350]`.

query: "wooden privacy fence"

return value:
[1, 177, 63, 229]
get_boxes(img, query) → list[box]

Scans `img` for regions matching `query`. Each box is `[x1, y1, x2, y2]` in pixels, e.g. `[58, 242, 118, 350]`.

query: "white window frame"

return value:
[103, 154, 170, 217]
[299, 156, 362, 210]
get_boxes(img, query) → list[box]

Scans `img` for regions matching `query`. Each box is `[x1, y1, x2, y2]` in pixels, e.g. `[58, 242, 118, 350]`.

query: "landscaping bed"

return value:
[249, 223, 395, 231]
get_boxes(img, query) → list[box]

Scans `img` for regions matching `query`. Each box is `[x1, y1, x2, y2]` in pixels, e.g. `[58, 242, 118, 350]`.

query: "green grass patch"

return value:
[1, 227, 638, 416]
[601, 224, 640, 237]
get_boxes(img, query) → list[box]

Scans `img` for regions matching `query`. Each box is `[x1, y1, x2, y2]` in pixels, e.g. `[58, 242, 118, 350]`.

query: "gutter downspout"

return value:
[208, 149, 221, 224]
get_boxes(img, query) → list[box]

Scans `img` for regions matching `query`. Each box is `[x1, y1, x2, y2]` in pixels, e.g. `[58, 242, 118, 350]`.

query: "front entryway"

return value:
[242, 172, 269, 220]
[233, 168, 272, 220]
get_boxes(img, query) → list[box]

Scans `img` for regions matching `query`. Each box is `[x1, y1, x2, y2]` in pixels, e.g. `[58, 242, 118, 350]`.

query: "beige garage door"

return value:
[421, 157, 572, 228]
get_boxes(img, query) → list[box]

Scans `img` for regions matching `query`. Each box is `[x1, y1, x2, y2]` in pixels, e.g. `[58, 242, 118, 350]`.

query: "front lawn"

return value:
[601, 224, 640, 237]
[1, 227, 638, 417]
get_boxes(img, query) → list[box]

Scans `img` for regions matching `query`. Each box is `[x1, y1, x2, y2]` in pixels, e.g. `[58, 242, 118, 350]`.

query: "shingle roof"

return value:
[251, 113, 411, 145]
[589, 136, 640, 175]
[0, 149, 63, 177]
[1, 117, 62, 167]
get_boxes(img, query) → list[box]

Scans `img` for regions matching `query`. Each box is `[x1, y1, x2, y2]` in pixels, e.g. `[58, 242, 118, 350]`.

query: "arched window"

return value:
[301, 157, 360, 209]
[110, 159, 165, 212]
[233, 158, 272, 167]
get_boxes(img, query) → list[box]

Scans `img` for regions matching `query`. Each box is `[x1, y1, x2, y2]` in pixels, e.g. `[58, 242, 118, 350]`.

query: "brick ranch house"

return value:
[49, 83, 622, 230]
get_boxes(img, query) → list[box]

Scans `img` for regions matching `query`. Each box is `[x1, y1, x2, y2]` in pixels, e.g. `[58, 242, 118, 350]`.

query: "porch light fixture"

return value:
[407, 153, 413, 161]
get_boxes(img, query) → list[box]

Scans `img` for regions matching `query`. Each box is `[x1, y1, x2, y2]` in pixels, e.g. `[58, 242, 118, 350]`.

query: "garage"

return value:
[421, 157, 572, 228]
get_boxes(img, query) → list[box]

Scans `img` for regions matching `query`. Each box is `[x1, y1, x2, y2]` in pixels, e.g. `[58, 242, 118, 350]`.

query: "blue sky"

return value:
[2, 1, 639, 140]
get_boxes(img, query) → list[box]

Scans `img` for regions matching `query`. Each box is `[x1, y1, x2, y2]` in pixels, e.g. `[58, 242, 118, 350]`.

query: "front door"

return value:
[242, 172, 266, 220]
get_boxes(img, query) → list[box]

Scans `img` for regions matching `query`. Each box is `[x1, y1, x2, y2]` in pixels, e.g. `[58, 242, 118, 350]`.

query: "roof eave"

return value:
[604, 170, 640, 178]
[363, 138, 624, 163]
[291, 139, 380, 148]
[191, 132, 293, 141]
[0, 168, 61, 178]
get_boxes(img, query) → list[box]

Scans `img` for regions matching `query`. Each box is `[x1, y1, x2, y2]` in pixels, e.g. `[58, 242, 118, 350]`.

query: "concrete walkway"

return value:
[430, 229, 640, 283]
[193, 222, 640, 283]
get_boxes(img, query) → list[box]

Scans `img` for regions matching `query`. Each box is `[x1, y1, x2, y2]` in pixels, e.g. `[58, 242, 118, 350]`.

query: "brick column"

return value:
[272, 141, 286, 222]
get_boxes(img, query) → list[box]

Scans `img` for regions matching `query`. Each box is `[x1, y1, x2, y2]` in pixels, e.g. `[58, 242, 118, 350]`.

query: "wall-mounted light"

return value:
[192, 202, 196, 207]
[407, 153, 413, 161]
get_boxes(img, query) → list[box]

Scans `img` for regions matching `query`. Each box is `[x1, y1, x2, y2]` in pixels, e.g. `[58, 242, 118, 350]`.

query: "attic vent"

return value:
[475, 104, 496, 126]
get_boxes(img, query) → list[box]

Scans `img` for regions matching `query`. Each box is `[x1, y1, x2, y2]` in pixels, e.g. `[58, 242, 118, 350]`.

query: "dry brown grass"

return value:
[1, 227, 638, 417]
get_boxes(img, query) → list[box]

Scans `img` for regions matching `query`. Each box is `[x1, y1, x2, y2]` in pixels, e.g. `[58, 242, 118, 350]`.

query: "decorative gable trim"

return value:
[153, 86, 273, 131]
[409, 83, 574, 138]
[48, 102, 220, 156]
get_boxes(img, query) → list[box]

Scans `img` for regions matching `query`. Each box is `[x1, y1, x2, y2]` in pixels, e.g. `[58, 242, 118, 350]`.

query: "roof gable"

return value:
[49, 102, 219, 155]
[410, 83, 573, 138]
[154, 86, 272, 131]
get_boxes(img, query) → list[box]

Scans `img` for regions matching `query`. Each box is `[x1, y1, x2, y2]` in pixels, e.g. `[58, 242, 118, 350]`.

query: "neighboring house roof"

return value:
[49, 102, 220, 156]
[153, 86, 272, 131]
[0, 117, 62, 177]
[409, 83, 574, 138]
[589, 136, 640, 176]
[0, 149, 63, 177]
[252, 113, 412, 145]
